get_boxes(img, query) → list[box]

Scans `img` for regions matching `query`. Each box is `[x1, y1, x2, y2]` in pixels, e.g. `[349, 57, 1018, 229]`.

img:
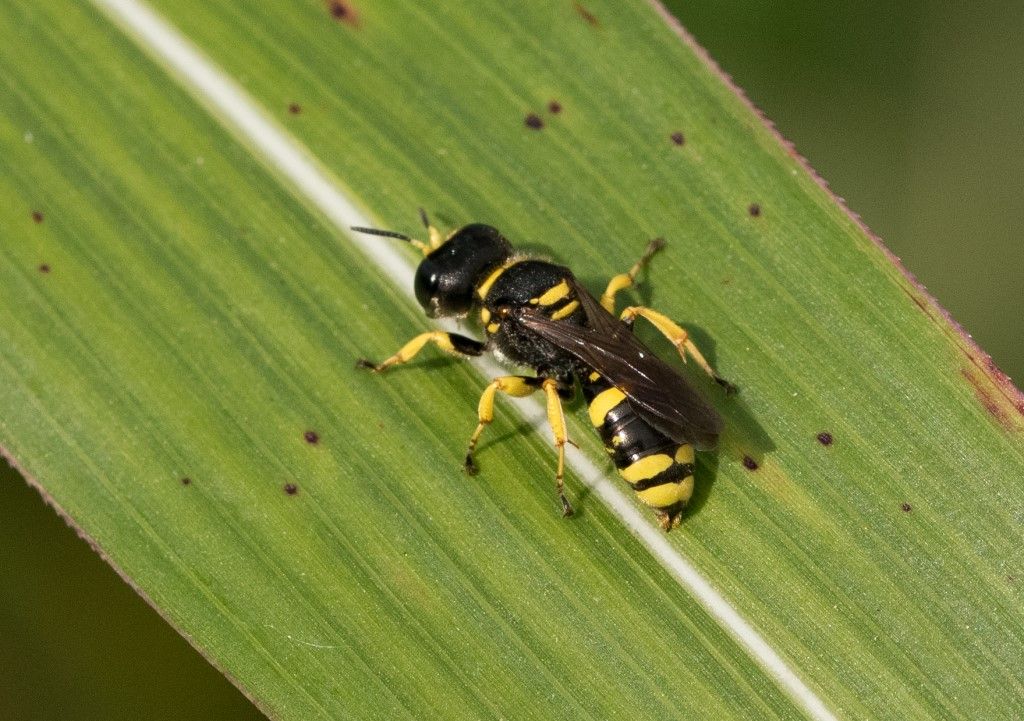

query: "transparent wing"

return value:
[515, 280, 722, 449]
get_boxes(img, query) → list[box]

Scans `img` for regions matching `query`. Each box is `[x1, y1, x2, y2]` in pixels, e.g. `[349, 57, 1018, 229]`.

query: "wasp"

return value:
[353, 213, 734, 530]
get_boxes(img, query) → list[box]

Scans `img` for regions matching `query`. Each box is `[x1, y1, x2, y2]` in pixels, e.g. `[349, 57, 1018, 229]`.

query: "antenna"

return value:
[350, 226, 430, 255]
[350, 226, 411, 241]
[417, 207, 444, 250]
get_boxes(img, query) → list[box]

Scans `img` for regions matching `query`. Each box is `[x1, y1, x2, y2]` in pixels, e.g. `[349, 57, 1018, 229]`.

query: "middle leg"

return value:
[464, 375, 575, 516]
[464, 375, 545, 475]
[540, 377, 573, 517]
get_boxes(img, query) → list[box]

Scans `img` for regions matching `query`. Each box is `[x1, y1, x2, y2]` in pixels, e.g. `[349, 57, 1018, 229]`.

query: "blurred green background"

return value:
[2, 3, 1020, 719]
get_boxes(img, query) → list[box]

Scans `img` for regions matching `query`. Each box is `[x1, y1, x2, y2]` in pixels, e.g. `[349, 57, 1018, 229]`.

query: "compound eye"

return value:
[414, 262, 440, 311]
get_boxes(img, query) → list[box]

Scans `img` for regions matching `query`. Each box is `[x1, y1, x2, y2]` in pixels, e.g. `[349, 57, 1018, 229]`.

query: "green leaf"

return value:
[2, 1, 1022, 720]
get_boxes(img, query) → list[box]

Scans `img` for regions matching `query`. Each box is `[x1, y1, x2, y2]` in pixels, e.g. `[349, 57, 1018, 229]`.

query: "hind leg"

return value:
[619, 306, 736, 393]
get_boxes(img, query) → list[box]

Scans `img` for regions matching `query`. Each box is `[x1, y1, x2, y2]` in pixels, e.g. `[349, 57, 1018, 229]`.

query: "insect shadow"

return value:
[680, 324, 774, 518]
[353, 356, 458, 375]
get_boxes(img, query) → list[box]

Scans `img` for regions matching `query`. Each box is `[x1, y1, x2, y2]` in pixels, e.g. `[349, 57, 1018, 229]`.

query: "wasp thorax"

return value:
[414, 224, 511, 317]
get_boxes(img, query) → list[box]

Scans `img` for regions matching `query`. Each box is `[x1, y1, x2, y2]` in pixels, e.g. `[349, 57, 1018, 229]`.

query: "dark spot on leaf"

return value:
[573, 2, 598, 26]
[31, 210, 44, 223]
[901, 502, 912, 513]
[284, 483, 299, 495]
[288, 103, 302, 115]
[548, 100, 562, 114]
[304, 430, 320, 444]
[741, 455, 758, 471]
[524, 113, 544, 130]
[38, 263, 50, 274]
[326, 0, 359, 26]
[817, 431, 833, 446]
[670, 131, 685, 146]
[1008, 575, 1017, 583]
[180, 477, 191, 486]
[748, 203, 761, 217]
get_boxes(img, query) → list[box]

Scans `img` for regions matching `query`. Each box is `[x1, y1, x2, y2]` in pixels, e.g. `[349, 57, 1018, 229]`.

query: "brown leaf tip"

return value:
[748, 203, 762, 217]
[901, 502, 912, 513]
[303, 430, 320, 444]
[670, 131, 685, 146]
[816, 431, 834, 446]
[741, 455, 758, 471]
[284, 483, 299, 496]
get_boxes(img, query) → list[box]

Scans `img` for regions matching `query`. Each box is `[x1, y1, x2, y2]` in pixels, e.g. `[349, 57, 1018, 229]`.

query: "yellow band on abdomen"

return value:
[588, 387, 626, 426]
[636, 476, 694, 508]
[619, 453, 673, 483]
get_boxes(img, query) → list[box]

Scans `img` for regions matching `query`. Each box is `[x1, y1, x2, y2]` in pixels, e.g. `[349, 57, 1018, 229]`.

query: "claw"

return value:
[715, 376, 738, 395]
[656, 506, 684, 531]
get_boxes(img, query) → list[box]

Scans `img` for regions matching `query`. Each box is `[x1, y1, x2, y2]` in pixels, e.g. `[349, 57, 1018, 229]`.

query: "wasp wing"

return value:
[515, 279, 722, 449]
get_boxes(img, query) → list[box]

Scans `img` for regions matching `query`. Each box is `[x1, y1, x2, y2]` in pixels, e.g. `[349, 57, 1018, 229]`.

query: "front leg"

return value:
[357, 330, 484, 373]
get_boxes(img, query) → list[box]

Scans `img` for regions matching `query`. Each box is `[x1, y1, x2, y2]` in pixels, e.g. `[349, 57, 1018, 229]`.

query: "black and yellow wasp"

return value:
[354, 214, 734, 530]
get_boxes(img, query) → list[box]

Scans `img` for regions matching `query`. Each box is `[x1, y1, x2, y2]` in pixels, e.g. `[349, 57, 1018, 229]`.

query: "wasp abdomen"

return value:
[582, 371, 695, 529]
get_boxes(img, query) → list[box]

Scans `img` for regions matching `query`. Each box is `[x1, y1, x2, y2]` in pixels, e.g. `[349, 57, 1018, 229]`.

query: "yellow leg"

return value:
[541, 378, 574, 516]
[619, 306, 736, 393]
[419, 207, 445, 250]
[357, 330, 483, 372]
[465, 376, 543, 475]
[465, 376, 574, 517]
[600, 237, 665, 314]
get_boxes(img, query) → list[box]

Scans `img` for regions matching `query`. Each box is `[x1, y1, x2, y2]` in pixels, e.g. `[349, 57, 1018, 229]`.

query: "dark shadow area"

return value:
[481, 419, 542, 452]
[680, 452, 720, 521]
[0, 458, 265, 721]
[353, 355, 466, 376]
[679, 322, 776, 466]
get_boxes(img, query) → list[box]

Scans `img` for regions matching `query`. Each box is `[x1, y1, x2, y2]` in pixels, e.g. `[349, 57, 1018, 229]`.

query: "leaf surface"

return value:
[1, 1, 1022, 719]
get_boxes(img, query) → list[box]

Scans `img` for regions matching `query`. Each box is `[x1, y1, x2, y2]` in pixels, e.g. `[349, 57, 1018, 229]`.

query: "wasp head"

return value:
[413, 224, 511, 317]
